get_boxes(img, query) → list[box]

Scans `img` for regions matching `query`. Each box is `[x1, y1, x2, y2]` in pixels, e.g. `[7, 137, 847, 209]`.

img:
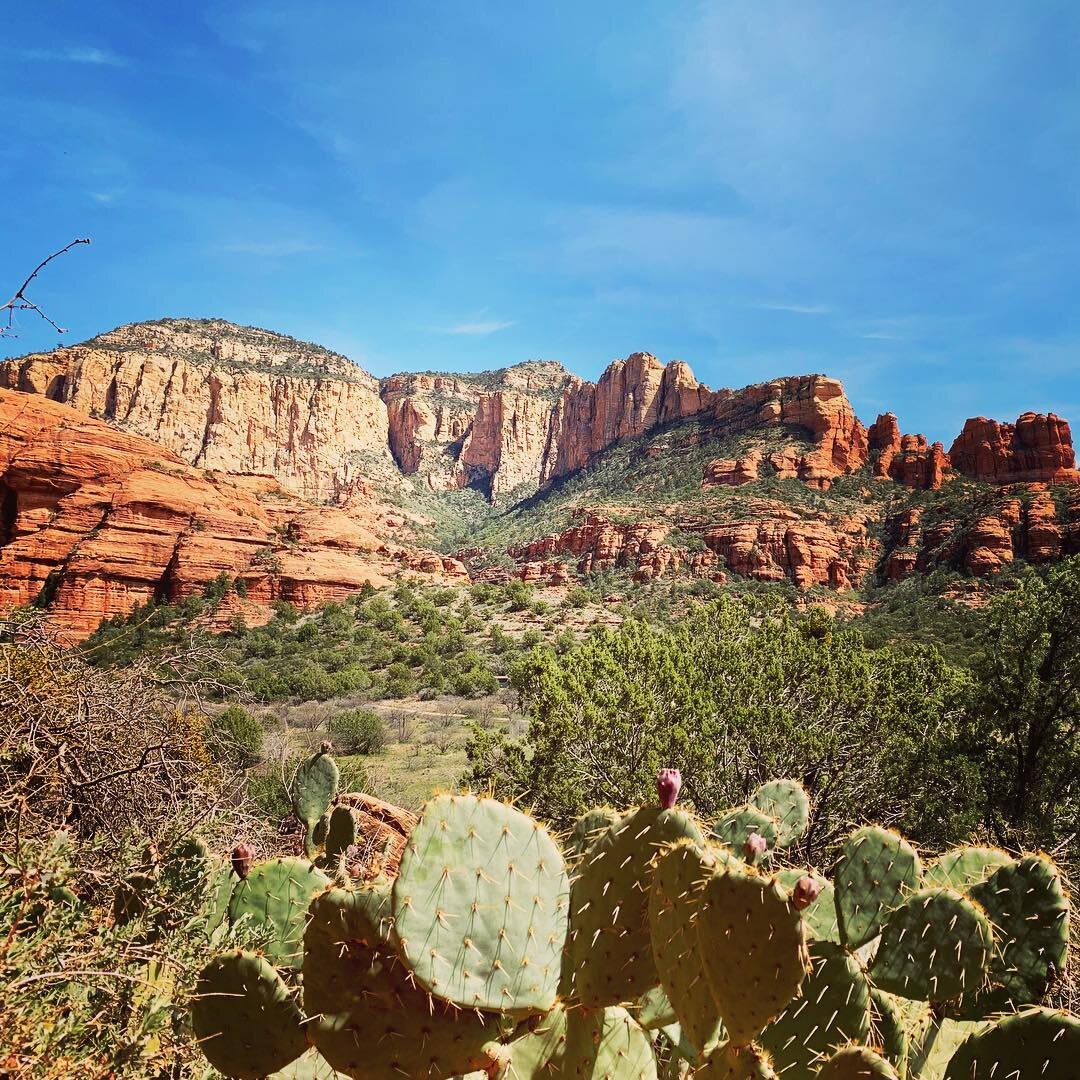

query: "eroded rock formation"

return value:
[949, 413, 1078, 484]
[0, 389, 463, 640]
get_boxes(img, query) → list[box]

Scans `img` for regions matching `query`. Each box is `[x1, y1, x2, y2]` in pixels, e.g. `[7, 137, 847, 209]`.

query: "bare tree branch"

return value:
[2, 237, 91, 337]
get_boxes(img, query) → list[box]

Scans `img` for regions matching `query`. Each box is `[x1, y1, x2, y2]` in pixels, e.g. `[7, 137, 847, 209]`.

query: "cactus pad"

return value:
[870, 887, 992, 1003]
[227, 856, 330, 968]
[695, 1044, 777, 1080]
[567, 806, 704, 1007]
[191, 950, 308, 1080]
[635, 985, 677, 1031]
[869, 990, 908, 1080]
[965, 853, 1069, 1009]
[923, 846, 1011, 892]
[161, 835, 212, 897]
[749, 780, 810, 848]
[834, 826, 921, 949]
[561, 1006, 656, 1080]
[760, 940, 871, 1077]
[304, 888, 501, 1080]
[816, 1046, 898, 1080]
[392, 793, 568, 1015]
[942, 1007, 1080, 1080]
[565, 807, 622, 866]
[291, 750, 339, 857]
[489, 1005, 567, 1080]
[712, 806, 779, 864]
[775, 869, 839, 942]
[695, 863, 809, 1048]
[648, 841, 724, 1059]
[324, 805, 356, 862]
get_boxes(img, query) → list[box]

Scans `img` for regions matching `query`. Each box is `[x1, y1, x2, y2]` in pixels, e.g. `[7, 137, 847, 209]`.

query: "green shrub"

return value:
[329, 709, 387, 755]
[207, 704, 263, 767]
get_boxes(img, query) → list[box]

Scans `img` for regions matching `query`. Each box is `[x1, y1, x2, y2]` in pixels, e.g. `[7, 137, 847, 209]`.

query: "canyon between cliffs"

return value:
[1, 317, 1078, 639]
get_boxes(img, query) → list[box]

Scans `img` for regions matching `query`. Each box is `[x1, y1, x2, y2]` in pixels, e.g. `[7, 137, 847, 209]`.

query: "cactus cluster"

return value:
[189, 754, 1076, 1080]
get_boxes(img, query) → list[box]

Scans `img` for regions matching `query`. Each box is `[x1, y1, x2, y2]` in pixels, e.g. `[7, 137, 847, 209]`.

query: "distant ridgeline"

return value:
[0, 316, 1077, 638]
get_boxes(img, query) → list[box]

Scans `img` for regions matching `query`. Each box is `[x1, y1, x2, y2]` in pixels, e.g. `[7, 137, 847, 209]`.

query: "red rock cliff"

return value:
[949, 413, 1078, 484]
[0, 390, 463, 641]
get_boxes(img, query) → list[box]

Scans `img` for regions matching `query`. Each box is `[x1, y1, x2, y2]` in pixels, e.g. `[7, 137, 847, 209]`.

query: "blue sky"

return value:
[3, 2, 1078, 442]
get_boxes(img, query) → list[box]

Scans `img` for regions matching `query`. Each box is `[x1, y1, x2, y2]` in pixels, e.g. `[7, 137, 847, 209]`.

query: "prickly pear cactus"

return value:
[695, 863, 808, 1048]
[942, 1007, 1080, 1080]
[759, 941, 870, 1077]
[561, 1006, 657, 1080]
[776, 868, 839, 942]
[695, 1044, 778, 1080]
[869, 989, 908, 1080]
[816, 1045, 898, 1080]
[869, 887, 993, 1003]
[291, 747, 339, 858]
[923, 846, 1010, 892]
[488, 1005, 567, 1080]
[227, 856, 330, 968]
[567, 805, 704, 1007]
[961, 853, 1069, 1011]
[191, 950, 308, 1080]
[324, 805, 356, 863]
[635, 985, 677, 1031]
[749, 779, 810, 848]
[304, 887, 502, 1080]
[712, 806, 779, 864]
[392, 793, 568, 1015]
[648, 840, 725, 1059]
[160, 835, 212, 896]
[834, 825, 921, 949]
[565, 807, 623, 866]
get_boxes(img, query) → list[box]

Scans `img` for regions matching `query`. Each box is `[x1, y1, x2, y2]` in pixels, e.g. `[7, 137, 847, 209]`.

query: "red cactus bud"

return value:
[656, 768, 682, 809]
[743, 832, 768, 861]
[231, 842, 256, 880]
[791, 874, 821, 909]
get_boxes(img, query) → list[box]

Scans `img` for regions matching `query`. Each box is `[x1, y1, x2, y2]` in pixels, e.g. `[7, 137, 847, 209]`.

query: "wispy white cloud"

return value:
[20, 46, 128, 67]
[437, 320, 515, 336]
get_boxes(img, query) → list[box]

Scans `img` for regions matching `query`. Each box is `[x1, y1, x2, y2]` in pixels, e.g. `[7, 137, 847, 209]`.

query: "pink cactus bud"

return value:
[656, 768, 682, 809]
[791, 874, 822, 909]
[231, 842, 256, 880]
[743, 832, 768, 861]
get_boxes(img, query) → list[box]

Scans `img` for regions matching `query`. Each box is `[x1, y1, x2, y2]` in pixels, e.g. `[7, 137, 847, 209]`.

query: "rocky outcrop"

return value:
[706, 376, 869, 489]
[702, 450, 762, 488]
[0, 389, 463, 640]
[0, 320, 395, 503]
[881, 485, 1080, 581]
[498, 512, 720, 583]
[949, 413, 1078, 484]
[867, 413, 948, 491]
[702, 506, 878, 589]
[476, 502, 877, 592]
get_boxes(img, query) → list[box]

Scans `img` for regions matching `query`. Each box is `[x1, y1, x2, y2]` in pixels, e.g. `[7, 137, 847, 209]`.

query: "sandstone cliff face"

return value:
[541, 353, 713, 482]
[379, 362, 572, 500]
[707, 376, 869, 489]
[1, 323, 880, 510]
[949, 413, 1078, 484]
[0, 389, 463, 641]
[0, 320, 395, 503]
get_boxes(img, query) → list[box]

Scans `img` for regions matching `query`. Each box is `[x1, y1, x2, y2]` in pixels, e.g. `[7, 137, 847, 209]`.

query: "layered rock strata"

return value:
[0, 389, 463, 640]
